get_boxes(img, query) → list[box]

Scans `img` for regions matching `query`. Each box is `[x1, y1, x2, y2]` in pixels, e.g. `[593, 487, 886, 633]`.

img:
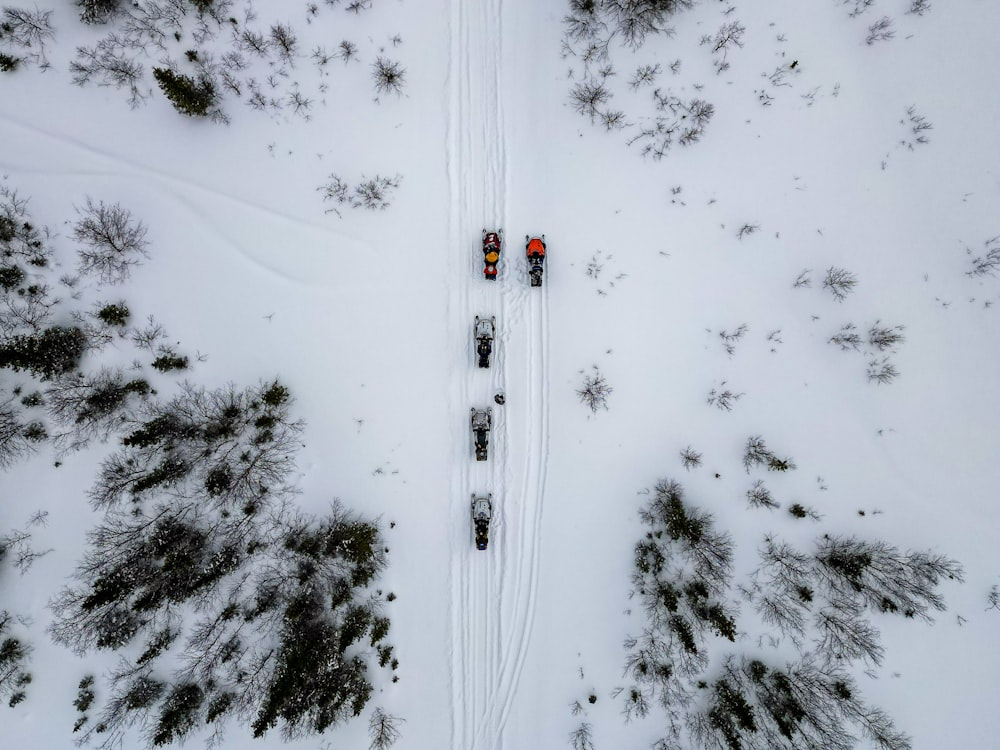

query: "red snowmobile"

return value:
[483, 229, 502, 280]
[526, 235, 546, 287]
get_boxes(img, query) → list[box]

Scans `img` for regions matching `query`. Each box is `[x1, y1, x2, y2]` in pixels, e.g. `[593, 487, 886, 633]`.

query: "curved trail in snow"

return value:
[446, 0, 548, 748]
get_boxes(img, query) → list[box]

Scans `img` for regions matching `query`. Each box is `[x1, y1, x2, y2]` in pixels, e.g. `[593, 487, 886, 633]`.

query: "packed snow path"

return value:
[446, 1, 549, 749]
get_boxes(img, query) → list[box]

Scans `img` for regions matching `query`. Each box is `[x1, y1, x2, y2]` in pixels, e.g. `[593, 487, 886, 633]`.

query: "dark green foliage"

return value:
[377, 644, 393, 667]
[95, 303, 129, 326]
[369, 616, 390, 645]
[152, 67, 217, 117]
[0, 265, 23, 288]
[21, 421, 47, 441]
[19, 391, 42, 407]
[74, 675, 96, 713]
[261, 381, 290, 407]
[708, 678, 757, 749]
[150, 352, 189, 372]
[188, 0, 215, 12]
[152, 682, 203, 746]
[787, 503, 807, 519]
[0, 326, 88, 379]
[76, 0, 122, 25]
[252, 588, 373, 737]
[0, 53, 19, 72]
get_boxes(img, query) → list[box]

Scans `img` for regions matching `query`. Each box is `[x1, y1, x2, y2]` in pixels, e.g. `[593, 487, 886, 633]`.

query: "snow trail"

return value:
[447, 0, 548, 747]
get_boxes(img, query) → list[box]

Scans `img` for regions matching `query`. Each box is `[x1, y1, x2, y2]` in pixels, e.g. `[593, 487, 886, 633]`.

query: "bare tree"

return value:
[823, 267, 858, 301]
[368, 707, 403, 750]
[570, 79, 611, 120]
[73, 198, 149, 284]
[569, 722, 595, 750]
[576, 366, 612, 413]
[746, 480, 778, 510]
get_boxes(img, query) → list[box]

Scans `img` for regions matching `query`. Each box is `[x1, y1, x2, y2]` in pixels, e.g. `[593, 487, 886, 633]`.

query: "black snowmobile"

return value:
[470, 407, 492, 461]
[474, 316, 496, 368]
[471, 494, 493, 550]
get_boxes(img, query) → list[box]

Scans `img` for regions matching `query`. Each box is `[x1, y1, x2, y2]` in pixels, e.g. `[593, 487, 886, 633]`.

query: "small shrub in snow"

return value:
[94, 302, 130, 327]
[629, 63, 660, 89]
[707, 382, 743, 411]
[372, 56, 405, 96]
[742, 435, 795, 473]
[823, 266, 858, 301]
[866, 16, 895, 45]
[987, 585, 1000, 612]
[868, 321, 905, 351]
[718, 324, 748, 356]
[576, 366, 612, 413]
[570, 79, 612, 121]
[320, 174, 402, 214]
[746, 479, 778, 509]
[966, 236, 1000, 277]
[828, 323, 862, 351]
[787, 502, 821, 520]
[680, 446, 702, 470]
[867, 356, 899, 385]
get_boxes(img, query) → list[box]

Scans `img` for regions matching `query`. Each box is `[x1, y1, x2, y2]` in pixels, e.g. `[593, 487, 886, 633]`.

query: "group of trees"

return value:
[1, 186, 396, 747]
[621, 478, 963, 750]
[562, 0, 718, 159]
[62, 0, 401, 121]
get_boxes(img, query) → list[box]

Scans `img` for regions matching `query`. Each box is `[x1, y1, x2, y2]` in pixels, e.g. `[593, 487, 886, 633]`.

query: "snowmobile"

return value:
[470, 407, 492, 461]
[474, 315, 496, 368]
[483, 229, 502, 280]
[525, 235, 546, 287]
[471, 494, 493, 550]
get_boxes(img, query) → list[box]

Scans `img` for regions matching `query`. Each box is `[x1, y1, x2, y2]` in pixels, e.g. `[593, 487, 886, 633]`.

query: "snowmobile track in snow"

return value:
[445, 0, 548, 749]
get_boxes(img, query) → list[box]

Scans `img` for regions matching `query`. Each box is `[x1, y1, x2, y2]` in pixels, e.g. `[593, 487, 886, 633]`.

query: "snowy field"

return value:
[2, 1, 1000, 749]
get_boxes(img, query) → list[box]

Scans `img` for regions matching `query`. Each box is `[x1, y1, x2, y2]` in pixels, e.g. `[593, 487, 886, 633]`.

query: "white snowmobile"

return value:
[470, 407, 492, 461]
[474, 316, 496, 368]
[471, 494, 493, 550]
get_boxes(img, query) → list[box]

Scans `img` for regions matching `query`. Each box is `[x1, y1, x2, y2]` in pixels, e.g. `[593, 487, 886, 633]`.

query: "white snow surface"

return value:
[2, 0, 1000, 749]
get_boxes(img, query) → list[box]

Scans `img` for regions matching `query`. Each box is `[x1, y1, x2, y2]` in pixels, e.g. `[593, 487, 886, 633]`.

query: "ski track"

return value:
[448, 0, 547, 748]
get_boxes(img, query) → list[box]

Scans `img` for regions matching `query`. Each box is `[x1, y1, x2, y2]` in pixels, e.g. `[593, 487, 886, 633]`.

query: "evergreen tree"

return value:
[152, 67, 217, 117]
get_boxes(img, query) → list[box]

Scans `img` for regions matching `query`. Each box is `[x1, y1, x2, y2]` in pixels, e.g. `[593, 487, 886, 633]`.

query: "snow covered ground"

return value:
[2, 1, 1000, 749]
